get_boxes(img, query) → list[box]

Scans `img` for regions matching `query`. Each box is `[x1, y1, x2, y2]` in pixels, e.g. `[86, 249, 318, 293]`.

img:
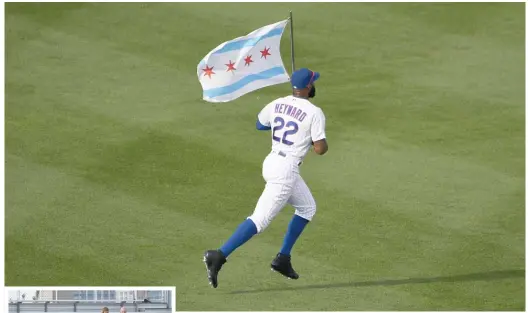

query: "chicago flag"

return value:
[197, 20, 290, 103]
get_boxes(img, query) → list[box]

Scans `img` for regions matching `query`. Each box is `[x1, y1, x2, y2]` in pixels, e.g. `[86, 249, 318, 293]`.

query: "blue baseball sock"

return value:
[219, 218, 258, 258]
[280, 214, 310, 256]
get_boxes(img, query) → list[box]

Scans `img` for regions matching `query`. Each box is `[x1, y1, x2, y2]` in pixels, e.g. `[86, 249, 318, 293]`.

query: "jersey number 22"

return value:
[272, 116, 298, 146]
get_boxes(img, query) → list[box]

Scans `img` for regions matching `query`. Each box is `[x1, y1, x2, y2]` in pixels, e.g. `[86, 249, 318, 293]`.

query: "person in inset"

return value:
[101, 307, 109, 313]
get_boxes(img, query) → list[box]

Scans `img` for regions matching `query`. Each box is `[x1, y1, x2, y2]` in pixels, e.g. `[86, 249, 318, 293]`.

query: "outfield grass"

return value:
[5, 3, 525, 311]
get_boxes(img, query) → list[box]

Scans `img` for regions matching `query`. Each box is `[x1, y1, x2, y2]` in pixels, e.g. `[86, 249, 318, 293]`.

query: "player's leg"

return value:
[219, 181, 294, 258]
[271, 175, 316, 279]
[204, 154, 295, 288]
[281, 175, 316, 255]
[248, 181, 294, 232]
[205, 182, 293, 288]
[218, 154, 295, 257]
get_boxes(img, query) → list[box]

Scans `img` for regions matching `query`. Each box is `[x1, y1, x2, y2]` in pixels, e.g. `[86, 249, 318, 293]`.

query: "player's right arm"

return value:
[313, 139, 328, 155]
[311, 108, 328, 155]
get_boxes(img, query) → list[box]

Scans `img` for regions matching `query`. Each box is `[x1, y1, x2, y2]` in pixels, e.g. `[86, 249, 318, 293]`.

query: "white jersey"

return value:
[257, 95, 326, 161]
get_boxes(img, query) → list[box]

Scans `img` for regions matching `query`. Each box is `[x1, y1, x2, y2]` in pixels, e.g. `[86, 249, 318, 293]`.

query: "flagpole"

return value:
[289, 11, 296, 73]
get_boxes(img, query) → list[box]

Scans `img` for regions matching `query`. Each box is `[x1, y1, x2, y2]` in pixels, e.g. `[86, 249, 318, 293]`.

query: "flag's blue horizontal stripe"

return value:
[212, 26, 285, 55]
[203, 66, 286, 98]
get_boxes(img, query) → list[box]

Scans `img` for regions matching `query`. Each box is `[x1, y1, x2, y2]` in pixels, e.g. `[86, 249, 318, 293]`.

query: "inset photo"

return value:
[6, 287, 175, 313]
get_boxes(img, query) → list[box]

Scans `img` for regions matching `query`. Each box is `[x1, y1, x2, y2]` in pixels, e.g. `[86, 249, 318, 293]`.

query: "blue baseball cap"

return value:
[291, 68, 320, 89]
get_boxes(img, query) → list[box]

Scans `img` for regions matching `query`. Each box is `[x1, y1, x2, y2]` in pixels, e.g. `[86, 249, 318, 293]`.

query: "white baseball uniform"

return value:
[248, 95, 326, 233]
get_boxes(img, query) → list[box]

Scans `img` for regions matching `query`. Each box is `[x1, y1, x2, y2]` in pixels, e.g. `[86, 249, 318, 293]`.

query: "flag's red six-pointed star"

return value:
[244, 55, 254, 66]
[226, 60, 236, 72]
[202, 65, 215, 79]
[260, 46, 271, 59]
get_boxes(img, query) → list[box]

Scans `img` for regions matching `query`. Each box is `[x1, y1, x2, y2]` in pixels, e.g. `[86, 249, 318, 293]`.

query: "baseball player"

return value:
[204, 68, 328, 288]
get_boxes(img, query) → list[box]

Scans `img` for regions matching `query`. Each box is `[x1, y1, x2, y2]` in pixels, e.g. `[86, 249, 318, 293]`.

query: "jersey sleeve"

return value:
[257, 101, 274, 127]
[311, 108, 326, 142]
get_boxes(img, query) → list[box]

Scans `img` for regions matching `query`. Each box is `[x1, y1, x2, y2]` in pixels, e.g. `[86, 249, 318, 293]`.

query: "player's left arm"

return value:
[256, 118, 271, 131]
[256, 101, 273, 131]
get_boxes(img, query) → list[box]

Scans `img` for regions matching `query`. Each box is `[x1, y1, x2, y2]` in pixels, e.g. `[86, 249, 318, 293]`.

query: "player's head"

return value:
[120, 307, 127, 313]
[291, 68, 319, 99]
[101, 307, 109, 313]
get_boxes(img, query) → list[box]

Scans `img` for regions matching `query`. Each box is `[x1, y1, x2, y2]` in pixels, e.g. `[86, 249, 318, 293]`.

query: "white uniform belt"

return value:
[272, 150, 303, 166]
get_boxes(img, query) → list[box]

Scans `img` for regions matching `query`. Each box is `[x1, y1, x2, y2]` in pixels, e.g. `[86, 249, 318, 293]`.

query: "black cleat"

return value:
[271, 253, 299, 280]
[203, 250, 227, 288]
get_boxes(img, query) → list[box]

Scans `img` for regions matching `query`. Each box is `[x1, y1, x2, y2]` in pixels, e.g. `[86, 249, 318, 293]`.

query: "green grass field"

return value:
[5, 3, 525, 311]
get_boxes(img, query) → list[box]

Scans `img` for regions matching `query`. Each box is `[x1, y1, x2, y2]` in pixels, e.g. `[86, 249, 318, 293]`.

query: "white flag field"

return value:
[197, 20, 290, 103]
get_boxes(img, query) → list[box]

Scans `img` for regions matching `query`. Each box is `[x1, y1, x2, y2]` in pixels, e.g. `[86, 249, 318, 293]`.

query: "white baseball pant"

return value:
[248, 151, 317, 233]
